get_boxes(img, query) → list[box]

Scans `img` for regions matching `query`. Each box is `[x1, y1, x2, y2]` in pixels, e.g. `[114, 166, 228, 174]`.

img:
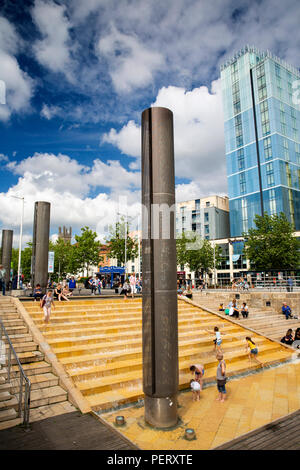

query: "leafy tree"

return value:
[73, 226, 103, 275]
[49, 238, 75, 279]
[176, 232, 222, 275]
[243, 212, 300, 271]
[106, 219, 138, 265]
[11, 244, 32, 281]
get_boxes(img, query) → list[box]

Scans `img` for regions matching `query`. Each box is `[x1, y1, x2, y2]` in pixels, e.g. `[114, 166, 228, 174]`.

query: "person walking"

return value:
[0, 265, 6, 296]
[41, 290, 55, 326]
[245, 337, 263, 366]
[97, 278, 102, 295]
[216, 352, 227, 403]
[129, 273, 137, 299]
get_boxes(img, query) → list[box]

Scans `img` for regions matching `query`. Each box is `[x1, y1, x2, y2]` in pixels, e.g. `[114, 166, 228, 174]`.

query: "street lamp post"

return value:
[11, 195, 24, 289]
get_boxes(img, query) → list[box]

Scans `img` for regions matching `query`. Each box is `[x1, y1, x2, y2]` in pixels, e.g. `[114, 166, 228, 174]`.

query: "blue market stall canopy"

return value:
[98, 267, 125, 274]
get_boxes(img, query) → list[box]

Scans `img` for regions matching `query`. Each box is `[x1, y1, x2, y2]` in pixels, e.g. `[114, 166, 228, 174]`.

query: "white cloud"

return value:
[40, 104, 62, 120]
[102, 120, 140, 157]
[32, 0, 74, 80]
[0, 17, 34, 121]
[0, 153, 9, 162]
[97, 25, 164, 93]
[101, 79, 227, 195]
[1, 152, 141, 246]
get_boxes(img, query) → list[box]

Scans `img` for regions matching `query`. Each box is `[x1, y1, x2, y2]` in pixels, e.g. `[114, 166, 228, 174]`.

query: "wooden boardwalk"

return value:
[214, 409, 300, 450]
[0, 411, 137, 450]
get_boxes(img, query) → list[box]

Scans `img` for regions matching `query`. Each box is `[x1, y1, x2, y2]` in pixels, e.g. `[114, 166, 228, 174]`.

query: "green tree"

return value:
[11, 244, 32, 281]
[176, 232, 221, 275]
[73, 226, 103, 275]
[49, 238, 75, 280]
[106, 219, 138, 265]
[243, 212, 300, 271]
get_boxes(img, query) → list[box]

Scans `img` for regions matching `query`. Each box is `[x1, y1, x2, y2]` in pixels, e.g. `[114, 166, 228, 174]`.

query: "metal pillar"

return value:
[141, 107, 178, 428]
[1, 230, 13, 287]
[31, 202, 50, 293]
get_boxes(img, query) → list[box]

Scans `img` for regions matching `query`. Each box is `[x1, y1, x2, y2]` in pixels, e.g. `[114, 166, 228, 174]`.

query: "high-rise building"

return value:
[221, 46, 300, 236]
[176, 195, 230, 240]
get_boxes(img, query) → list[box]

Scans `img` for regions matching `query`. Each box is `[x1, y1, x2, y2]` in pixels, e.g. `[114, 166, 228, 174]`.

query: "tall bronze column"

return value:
[1, 230, 13, 288]
[141, 107, 178, 428]
[31, 202, 50, 293]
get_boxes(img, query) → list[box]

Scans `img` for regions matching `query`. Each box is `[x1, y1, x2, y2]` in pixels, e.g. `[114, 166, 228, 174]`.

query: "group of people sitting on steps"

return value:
[281, 328, 300, 348]
[218, 299, 249, 319]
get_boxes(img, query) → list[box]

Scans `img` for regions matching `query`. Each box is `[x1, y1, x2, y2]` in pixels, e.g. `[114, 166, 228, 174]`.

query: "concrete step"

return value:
[0, 391, 13, 402]
[5, 341, 38, 353]
[87, 349, 293, 411]
[0, 361, 52, 379]
[10, 373, 59, 392]
[0, 407, 18, 423]
[4, 333, 33, 344]
[11, 350, 44, 365]
[29, 386, 67, 409]
[0, 395, 18, 411]
[3, 326, 28, 335]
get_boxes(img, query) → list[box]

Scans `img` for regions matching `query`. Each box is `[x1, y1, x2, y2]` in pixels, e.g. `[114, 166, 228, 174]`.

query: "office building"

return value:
[221, 46, 300, 236]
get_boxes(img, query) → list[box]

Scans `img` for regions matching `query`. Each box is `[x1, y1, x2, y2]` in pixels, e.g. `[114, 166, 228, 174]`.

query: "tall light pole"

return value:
[137, 215, 141, 279]
[213, 240, 216, 289]
[11, 195, 24, 289]
[117, 211, 134, 280]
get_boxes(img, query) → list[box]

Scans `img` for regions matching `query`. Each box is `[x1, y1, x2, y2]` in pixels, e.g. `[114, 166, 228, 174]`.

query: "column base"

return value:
[144, 394, 178, 429]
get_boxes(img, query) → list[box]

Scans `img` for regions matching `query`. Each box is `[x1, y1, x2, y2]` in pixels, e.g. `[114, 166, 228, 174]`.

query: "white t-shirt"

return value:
[215, 331, 221, 341]
[191, 381, 201, 391]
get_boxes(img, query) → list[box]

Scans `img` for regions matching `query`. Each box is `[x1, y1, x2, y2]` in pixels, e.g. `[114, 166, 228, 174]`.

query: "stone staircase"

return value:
[192, 293, 300, 342]
[23, 298, 294, 413]
[0, 297, 68, 429]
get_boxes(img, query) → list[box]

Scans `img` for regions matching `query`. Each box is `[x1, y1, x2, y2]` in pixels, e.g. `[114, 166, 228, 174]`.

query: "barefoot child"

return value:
[190, 364, 205, 391]
[205, 326, 225, 353]
[41, 290, 55, 326]
[190, 379, 201, 401]
[245, 336, 263, 366]
[216, 352, 227, 403]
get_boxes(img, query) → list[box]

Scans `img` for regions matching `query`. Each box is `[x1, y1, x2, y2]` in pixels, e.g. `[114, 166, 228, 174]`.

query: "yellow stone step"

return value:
[86, 349, 293, 411]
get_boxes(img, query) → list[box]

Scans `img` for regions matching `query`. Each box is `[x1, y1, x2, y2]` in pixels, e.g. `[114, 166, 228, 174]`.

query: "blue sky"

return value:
[1, 0, 300, 246]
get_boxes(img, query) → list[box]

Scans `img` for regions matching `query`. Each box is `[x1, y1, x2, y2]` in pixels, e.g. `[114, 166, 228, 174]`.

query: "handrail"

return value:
[0, 317, 31, 427]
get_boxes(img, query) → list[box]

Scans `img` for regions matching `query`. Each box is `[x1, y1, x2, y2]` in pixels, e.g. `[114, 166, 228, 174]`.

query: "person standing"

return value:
[0, 264, 6, 296]
[287, 277, 294, 292]
[68, 276, 76, 293]
[129, 272, 137, 299]
[41, 290, 55, 325]
[190, 364, 205, 391]
[216, 353, 227, 403]
[97, 277, 102, 295]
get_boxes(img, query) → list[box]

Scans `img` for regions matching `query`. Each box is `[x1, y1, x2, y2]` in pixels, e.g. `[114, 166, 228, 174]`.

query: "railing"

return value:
[0, 317, 31, 427]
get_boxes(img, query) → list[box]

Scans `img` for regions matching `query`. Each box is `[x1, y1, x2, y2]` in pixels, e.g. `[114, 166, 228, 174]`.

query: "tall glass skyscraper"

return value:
[221, 46, 300, 237]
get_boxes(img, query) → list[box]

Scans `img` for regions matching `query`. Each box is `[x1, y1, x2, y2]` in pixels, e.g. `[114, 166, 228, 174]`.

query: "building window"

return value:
[205, 201, 210, 207]
[264, 137, 272, 160]
[204, 212, 209, 222]
[257, 64, 265, 78]
[237, 148, 245, 170]
[204, 225, 209, 234]
[269, 189, 276, 215]
[195, 199, 200, 210]
[240, 172, 246, 194]
[266, 162, 274, 186]
[262, 121, 270, 136]
[275, 63, 281, 77]
[283, 138, 289, 161]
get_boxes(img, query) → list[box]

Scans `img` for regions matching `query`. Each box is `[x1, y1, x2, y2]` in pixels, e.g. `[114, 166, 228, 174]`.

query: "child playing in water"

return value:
[190, 379, 201, 401]
[205, 326, 225, 353]
[190, 364, 205, 391]
[245, 336, 263, 366]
